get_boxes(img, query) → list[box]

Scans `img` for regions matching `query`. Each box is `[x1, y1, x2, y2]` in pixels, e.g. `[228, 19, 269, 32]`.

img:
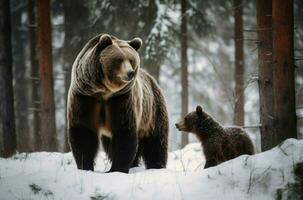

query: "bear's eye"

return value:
[129, 59, 135, 66]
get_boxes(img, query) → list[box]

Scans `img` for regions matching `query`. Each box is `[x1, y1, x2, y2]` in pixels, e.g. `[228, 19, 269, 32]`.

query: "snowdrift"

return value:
[0, 139, 302, 200]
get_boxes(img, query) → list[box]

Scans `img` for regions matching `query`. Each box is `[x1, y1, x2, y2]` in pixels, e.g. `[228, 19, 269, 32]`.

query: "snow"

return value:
[0, 139, 302, 200]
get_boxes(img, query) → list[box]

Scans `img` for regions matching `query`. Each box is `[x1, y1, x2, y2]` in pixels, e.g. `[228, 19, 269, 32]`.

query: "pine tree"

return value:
[272, 0, 297, 142]
[233, 0, 245, 126]
[181, 0, 189, 147]
[11, 0, 31, 152]
[37, 0, 57, 151]
[27, 0, 41, 151]
[0, 0, 17, 157]
[256, 0, 275, 151]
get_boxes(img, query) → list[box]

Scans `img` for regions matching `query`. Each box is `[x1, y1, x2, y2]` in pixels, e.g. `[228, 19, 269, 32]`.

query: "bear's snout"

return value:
[119, 60, 135, 82]
[121, 70, 135, 81]
[175, 121, 186, 131]
[127, 70, 135, 80]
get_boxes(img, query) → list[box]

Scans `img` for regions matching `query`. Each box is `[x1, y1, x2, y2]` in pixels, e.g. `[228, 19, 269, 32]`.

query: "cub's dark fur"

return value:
[176, 105, 254, 168]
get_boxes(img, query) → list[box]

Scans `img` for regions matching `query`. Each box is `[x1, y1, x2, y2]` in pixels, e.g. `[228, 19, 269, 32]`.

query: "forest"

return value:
[0, 0, 302, 199]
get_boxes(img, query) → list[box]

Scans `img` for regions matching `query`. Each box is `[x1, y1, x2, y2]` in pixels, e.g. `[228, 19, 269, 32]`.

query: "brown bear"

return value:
[175, 105, 254, 169]
[67, 34, 169, 173]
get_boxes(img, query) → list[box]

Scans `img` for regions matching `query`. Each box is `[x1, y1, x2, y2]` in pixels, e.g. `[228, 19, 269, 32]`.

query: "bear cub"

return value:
[175, 105, 255, 169]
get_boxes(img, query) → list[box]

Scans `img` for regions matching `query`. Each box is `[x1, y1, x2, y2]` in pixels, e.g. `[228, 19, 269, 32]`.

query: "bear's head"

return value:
[175, 105, 213, 135]
[71, 34, 142, 98]
[97, 34, 142, 95]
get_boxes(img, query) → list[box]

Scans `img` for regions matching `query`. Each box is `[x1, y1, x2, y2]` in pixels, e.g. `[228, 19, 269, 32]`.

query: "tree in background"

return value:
[168, 0, 229, 148]
[11, 0, 31, 152]
[27, 0, 41, 151]
[295, 0, 303, 138]
[233, 0, 245, 126]
[256, 0, 275, 151]
[142, 0, 173, 81]
[180, 0, 189, 147]
[63, 0, 89, 152]
[272, 0, 297, 142]
[37, 0, 57, 151]
[0, 0, 17, 157]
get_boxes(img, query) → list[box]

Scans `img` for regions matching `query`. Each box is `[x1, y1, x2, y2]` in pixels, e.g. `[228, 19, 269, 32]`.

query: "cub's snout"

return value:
[175, 121, 187, 131]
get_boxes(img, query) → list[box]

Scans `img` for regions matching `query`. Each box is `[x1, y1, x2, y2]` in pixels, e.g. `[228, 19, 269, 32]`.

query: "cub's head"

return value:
[175, 105, 207, 133]
[96, 34, 142, 94]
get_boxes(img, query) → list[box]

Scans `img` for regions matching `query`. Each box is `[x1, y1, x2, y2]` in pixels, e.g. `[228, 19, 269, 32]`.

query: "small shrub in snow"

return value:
[29, 183, 53, 197]
[29, 184, 42, 194]
[90, 193, 113, 200]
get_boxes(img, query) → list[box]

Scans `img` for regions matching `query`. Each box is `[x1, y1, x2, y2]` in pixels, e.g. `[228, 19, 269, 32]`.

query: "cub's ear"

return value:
[196, 105, 203, 116]
[128, 37, 142, 51]
[97, 34, 112, 51]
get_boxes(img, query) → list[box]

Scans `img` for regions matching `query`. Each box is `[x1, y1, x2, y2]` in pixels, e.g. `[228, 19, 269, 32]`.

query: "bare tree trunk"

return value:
[63, 0, 89, 152]
[37, 0, 57, 151]
[272, 0, 297, 142]
[256, 0, 275, 151]
[28, 0, 41, 151]
[11, 0, 31, 152]
[0, 0, 17, 157]
[181, 0, 189, 148]
[233, 0, 245, 126]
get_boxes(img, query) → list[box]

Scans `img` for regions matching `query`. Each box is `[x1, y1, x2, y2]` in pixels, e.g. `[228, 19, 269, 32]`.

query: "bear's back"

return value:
[223, 126, 255, 156]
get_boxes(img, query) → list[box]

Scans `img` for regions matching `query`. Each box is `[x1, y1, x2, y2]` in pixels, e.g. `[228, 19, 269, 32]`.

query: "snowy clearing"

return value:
[0, 139, 302, 200]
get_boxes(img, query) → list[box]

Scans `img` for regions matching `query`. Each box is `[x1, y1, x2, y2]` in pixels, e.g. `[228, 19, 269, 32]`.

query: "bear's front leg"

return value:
[108, 130, 138, 173]
[69, 126, 99, 170]
[67, 92, 101, 171]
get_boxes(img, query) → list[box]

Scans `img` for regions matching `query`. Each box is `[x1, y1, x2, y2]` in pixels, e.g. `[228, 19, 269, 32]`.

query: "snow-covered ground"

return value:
[0, 139, 302, 200]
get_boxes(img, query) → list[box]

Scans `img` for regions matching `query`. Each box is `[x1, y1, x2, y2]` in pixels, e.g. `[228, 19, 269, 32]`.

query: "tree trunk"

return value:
[272, 0, 297, 142]
[233, 0, 245, 126]
[11, 0, 31, 152]
[27, 0, 41, 151]
[256, 0, 275, 151]
[0, 0, 17, 157]
[63, 0, 89, 152]
[37, 0, 57, 151]
[180, 0, 189, 148]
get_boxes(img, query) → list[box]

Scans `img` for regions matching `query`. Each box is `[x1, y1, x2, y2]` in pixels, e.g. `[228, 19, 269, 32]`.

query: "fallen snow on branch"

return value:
[0, 139, 302, 200]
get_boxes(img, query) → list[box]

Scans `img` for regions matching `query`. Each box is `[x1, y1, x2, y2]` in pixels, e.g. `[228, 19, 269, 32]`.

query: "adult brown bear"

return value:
[67, 34, 169, 173]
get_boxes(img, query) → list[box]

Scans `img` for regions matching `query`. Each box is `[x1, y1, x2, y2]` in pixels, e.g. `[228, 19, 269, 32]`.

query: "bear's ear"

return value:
[97, 34, 112, 51]
[196, 105, 203, 116]
[128, 37, 142, 51]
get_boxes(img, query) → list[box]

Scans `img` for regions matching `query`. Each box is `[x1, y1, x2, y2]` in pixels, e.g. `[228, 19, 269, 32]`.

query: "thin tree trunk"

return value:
[0, 0, 17, 157]
[37, 0, 57, 151]
[233, 0, 245, 126]
[63, 0, 89, 152]
[28, 0, 41, 151]
[181, 0, 189, 148]
[256, 0, 275, 151]
[272, 0, 297, 142]
[11, 0, 31, 152]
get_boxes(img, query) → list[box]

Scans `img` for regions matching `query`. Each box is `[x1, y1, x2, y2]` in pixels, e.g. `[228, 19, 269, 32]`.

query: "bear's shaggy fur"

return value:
[175, 105, 254, 168]
[67, 34, 169, 172]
